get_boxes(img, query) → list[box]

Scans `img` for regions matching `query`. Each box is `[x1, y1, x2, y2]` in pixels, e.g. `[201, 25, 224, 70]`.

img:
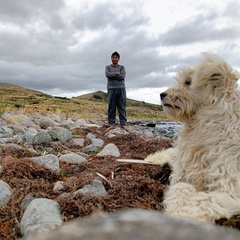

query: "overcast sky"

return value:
[0, 0, 239, 104]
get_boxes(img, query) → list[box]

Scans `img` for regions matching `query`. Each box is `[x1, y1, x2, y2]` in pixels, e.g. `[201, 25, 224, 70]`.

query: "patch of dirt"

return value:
[0, 125, 239, 239]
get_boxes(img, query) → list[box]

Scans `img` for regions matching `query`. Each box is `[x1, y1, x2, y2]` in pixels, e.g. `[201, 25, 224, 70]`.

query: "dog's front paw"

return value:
[144, 147, 176, 166]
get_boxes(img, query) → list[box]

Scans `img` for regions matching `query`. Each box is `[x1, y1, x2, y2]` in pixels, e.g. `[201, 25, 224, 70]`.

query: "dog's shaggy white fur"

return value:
[145, 53, 240, 223]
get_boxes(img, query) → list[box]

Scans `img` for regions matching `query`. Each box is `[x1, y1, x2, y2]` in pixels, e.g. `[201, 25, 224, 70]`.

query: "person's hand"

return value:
[116, 72, 120, 75]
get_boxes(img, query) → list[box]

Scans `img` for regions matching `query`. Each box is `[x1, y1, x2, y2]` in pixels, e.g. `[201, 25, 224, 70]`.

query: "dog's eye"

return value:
[211, 73, 221, 80]
[185, 78, 192, 86]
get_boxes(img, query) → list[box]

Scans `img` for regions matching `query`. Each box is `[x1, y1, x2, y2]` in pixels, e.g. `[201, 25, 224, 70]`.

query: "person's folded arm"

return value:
[105, 66, 118, 79]
[116, 67, 126, 80]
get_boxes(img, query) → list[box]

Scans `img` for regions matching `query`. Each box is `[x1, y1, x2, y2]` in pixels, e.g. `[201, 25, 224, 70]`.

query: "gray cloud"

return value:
[161, 3, 240, 46]
[0, 0, 65, 24]
[0, 0, 239, 104]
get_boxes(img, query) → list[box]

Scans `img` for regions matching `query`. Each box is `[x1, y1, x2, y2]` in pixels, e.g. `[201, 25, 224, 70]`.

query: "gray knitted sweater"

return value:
[105, 64, 126, 90]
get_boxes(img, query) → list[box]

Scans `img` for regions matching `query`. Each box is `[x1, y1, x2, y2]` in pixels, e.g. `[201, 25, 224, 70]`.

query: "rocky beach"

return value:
[0, 111, 239, 240]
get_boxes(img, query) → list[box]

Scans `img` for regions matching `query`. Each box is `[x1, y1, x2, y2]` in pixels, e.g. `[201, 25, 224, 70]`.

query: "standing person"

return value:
[105, 51, 127, 126]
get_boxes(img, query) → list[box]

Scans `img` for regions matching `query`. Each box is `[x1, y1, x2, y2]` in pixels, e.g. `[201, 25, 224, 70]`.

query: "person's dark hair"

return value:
[111, 51, 120, 58]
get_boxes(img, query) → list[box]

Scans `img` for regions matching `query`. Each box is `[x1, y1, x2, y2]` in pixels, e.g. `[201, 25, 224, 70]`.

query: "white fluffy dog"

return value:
[145, 53, 240, 223]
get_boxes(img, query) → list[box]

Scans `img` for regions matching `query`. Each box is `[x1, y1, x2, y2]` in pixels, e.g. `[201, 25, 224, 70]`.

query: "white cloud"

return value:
[127, 87, 167, 104]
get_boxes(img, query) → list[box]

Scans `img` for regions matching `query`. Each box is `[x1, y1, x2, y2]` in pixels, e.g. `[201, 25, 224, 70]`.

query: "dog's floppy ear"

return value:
[191, 52, 237, 91]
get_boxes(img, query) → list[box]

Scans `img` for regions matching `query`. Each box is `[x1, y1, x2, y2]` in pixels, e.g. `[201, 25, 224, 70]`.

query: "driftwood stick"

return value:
[116, 159, 154, 164]
[96, 172, 112, 187]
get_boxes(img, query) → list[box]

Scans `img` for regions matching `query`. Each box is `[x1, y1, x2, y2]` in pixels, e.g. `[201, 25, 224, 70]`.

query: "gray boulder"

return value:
[74, 178, 107, 196]
[59, 153, 87, 164]
[48, 126, 72, 142]
[39, 117, 56, 129]
[29, 154, 60, 174]
[35, 209, 240, 240]
[0, 180, 12, 206]
[91, 138, 104, 147]
[20, 198, 62, 238]
[97, 143, 120, 157]
[33, 130, 52, 145]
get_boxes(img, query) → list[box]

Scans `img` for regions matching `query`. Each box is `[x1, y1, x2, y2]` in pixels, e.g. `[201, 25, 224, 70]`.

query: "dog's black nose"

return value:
[160, 92, 167, 100]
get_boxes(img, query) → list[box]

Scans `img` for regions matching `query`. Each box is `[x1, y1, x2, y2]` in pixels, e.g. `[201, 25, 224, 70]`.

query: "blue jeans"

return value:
[107, 89, 127, 125]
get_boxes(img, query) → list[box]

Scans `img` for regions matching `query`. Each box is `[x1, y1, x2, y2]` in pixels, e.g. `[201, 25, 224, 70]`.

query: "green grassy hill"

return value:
[0, 83, 170, 121]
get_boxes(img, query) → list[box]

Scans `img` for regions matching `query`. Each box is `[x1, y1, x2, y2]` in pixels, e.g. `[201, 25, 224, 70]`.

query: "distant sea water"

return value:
[154, 121, 182, 139]
[131, 121, 182, 139]
[155, 121, 181, 129]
